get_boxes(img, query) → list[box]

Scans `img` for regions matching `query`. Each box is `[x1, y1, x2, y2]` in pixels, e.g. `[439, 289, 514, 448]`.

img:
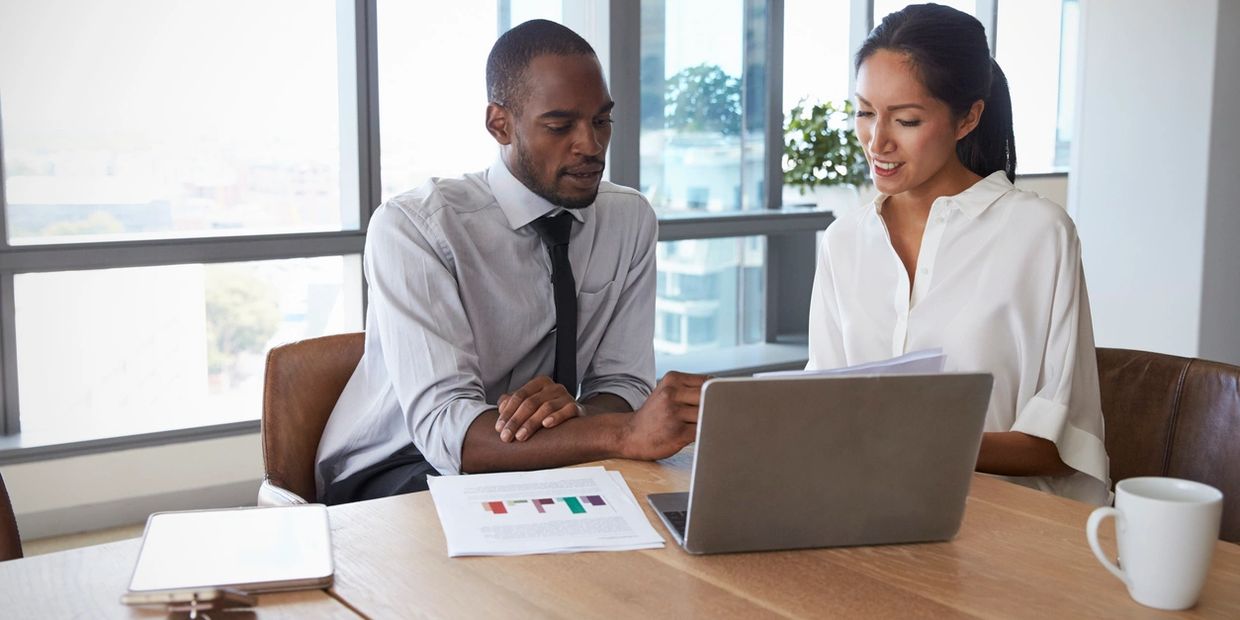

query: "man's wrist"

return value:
[588, 411, 634, 460]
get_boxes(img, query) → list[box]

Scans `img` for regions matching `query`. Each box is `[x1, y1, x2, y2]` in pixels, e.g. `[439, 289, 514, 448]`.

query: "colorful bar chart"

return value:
[480, 495, 609, 516]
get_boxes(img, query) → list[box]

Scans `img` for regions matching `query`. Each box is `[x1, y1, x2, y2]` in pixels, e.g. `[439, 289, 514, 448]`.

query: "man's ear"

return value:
[956, 99, 985, 140]
[486, 103, 513, 145]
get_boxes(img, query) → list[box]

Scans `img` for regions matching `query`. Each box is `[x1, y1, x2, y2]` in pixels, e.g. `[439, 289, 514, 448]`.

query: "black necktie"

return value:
[530, 212, 578, 396]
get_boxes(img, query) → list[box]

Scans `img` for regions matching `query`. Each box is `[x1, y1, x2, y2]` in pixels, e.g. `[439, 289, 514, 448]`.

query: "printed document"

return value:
[428, 466, 665, 557]
[757, 348, 947, 378]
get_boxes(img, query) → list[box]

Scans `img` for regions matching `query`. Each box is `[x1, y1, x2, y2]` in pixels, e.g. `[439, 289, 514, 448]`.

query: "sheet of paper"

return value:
[757, 348, 947, 378]
[428, 466, 665, 557]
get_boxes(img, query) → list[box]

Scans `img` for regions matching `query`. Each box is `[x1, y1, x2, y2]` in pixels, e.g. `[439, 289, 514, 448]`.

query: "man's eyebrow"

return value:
[537, 101, 616, 120]
[537, 109, 577, 120]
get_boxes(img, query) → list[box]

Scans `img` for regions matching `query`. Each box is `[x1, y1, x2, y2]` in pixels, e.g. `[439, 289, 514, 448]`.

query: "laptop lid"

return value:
[667, 372, 991, 555]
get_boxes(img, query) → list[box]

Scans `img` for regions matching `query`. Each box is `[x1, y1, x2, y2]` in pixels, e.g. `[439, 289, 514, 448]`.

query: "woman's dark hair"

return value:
[855, 3, 1016, 181]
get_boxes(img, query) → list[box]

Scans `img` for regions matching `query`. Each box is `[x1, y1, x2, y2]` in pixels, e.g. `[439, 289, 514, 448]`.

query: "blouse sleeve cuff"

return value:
[1011, 396, 1110, 489]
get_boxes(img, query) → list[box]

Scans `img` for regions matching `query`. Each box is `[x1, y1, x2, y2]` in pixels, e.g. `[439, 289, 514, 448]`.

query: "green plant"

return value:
[783, 99, 869, 191]
[664, 63, 742, 136]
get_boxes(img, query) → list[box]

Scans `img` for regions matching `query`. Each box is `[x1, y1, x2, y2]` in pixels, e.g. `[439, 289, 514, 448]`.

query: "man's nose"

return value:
[573, 123, 605, 157]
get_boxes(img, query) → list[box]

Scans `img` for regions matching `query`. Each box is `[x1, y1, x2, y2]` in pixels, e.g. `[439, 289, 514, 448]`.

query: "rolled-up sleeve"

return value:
[578, 202, 657, 411]
[365, 204, 492, 475]
[1010, 227, 1111, 502]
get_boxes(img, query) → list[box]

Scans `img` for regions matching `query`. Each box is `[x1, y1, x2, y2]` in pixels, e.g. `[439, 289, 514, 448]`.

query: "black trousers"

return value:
[321, 444, 440, 506]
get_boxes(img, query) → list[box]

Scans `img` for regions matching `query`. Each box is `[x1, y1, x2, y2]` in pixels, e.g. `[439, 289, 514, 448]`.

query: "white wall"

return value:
[3, 434, 262, 539]
[1070, 0, 1238, 364]
[1015, 175, 1068, 208]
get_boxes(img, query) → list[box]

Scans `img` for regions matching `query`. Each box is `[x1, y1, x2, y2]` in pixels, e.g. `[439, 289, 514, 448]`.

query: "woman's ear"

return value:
[486, 103, 513, 145]
[956, 99, 985, 140]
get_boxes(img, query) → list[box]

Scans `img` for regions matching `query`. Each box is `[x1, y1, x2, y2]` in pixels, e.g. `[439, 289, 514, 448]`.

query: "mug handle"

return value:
[1086, 507, 1127, 584]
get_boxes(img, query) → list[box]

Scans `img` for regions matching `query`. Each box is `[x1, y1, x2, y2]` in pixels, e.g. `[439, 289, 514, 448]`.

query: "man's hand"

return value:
[495, 376, 582, 442]
[620, 371, 709, 461]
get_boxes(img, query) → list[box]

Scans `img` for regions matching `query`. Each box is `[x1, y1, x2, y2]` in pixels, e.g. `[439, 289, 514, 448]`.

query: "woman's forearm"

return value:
[976, 431, 1076, 477]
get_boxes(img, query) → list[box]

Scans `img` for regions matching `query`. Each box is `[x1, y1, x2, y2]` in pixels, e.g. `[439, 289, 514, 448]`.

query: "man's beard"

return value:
[511, 142, 603, 209]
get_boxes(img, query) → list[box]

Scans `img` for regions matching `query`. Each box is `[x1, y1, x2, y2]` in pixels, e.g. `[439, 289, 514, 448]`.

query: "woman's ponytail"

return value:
[957, 58, 1017, 182]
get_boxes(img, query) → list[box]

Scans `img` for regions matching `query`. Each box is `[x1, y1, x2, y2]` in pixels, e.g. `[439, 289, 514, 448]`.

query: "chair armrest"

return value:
[257, 478, 310, 506]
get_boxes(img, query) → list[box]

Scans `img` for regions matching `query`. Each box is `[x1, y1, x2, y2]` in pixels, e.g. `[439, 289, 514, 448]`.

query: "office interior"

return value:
[0, 0, 1236, 554]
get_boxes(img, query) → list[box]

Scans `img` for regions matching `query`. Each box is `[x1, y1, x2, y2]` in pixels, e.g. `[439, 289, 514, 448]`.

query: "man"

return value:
[315, 20, 706, 504]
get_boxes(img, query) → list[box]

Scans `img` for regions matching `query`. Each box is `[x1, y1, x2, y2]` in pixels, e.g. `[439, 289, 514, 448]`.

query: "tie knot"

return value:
[530, 212, 573, 247]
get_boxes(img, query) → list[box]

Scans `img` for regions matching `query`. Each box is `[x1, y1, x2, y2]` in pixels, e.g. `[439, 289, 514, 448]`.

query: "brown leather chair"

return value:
[1096, 348, 1240, 543]
[259, 332, 365, 505]
[1, 471, 22, 561]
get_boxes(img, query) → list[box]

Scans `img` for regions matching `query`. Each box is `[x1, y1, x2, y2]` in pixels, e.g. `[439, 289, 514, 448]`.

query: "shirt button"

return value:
[934, 216, 945, 224]
[919, 267, 929, 275]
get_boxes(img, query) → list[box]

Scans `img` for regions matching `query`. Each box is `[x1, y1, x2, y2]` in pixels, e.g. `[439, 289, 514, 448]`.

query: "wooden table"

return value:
[327, 450, 1240, 619]
[0, 537, 357, 618]
[4, 450, 1239, 618]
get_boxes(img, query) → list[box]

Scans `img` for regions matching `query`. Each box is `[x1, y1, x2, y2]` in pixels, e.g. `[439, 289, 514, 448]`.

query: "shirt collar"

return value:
[487, 155, 587, 231]
[872, 170, 1014, 219]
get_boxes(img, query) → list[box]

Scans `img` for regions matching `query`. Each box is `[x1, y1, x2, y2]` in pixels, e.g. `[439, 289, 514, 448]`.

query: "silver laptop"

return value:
[648, 373, 992, 554]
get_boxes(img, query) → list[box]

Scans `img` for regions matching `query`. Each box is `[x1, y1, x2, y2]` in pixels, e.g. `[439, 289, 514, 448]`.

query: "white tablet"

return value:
[127, 504, 333, 594]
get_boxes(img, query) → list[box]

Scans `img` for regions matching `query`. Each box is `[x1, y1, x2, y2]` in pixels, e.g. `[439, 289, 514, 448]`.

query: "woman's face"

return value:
[854, 49, 979, 198]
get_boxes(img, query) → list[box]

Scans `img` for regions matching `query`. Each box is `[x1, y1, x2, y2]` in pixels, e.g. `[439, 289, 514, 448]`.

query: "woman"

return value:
[808, 4, 1109, 504]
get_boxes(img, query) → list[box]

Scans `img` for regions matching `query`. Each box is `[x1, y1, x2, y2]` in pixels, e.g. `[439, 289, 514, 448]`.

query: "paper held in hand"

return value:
[427, 466, 665, 557]
[757, 348, 947, 378]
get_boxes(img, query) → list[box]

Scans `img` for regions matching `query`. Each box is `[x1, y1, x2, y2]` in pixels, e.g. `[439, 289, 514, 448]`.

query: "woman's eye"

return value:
[896, 119, 922, 127]
[855, 110, 875, 118]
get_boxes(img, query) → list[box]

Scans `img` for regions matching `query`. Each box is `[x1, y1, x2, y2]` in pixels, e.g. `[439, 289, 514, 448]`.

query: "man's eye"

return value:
[547, 124, 571, 133]
[594, 118, 614, 127]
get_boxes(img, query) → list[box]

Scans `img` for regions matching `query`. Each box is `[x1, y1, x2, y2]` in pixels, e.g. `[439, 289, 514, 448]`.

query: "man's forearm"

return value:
[459, 409, 632, 473]
[581, 392, 633, 416]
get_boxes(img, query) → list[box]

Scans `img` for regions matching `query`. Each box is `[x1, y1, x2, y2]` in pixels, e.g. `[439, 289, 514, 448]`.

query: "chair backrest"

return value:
[1096, 347, 1240, 542]
[1, 471, 22, 561]
[262, 332, 365, 503]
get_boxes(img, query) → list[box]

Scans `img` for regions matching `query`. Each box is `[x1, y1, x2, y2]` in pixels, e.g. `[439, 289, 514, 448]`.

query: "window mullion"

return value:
[607, 0, 641, 190]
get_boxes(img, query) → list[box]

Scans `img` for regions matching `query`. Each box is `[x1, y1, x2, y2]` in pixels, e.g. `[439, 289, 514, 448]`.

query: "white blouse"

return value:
[807, 171, 1111, 505]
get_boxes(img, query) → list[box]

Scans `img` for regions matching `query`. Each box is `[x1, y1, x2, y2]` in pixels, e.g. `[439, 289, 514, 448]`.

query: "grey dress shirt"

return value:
[315, 158, 657, 494]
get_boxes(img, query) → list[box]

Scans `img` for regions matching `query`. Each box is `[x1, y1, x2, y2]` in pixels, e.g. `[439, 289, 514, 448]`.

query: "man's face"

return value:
[489, 54, 614, 209]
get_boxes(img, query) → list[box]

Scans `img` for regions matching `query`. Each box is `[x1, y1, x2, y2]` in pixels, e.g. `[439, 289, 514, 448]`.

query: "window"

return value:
[0, 0, 352, 244]
[376, 1, 569, 200]
[654, 237, 765, 356]
[14, 257, 360, 444]
[639, 0, 766, 214]
[0, 0, 369, 444]
[0, 1, 838, 455]
[996, 0, 1079, 173]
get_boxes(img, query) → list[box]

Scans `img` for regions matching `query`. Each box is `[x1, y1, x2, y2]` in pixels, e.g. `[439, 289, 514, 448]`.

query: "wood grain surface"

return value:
[326, 450, 1240, 619]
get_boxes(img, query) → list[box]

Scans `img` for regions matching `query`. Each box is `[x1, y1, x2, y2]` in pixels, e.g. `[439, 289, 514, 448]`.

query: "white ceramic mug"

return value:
[1086, 477, 1223, 610]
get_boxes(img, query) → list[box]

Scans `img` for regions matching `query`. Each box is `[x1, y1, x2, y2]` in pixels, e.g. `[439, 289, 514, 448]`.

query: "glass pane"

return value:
[783, 0, 853, 208]
[654, 236, 766, 356]
[14, 257, 363, 443]
[784, 0, 851, 111]
[873, 0, 975, 24]
[640, 0, 767, 214]
[0, 0, 353, 244]
[997, 0, 1075, 173]
[378, 2, 588, 202]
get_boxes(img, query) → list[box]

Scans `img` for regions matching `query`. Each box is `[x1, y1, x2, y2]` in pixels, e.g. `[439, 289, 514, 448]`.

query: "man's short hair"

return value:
[486, 19, 597, 114]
